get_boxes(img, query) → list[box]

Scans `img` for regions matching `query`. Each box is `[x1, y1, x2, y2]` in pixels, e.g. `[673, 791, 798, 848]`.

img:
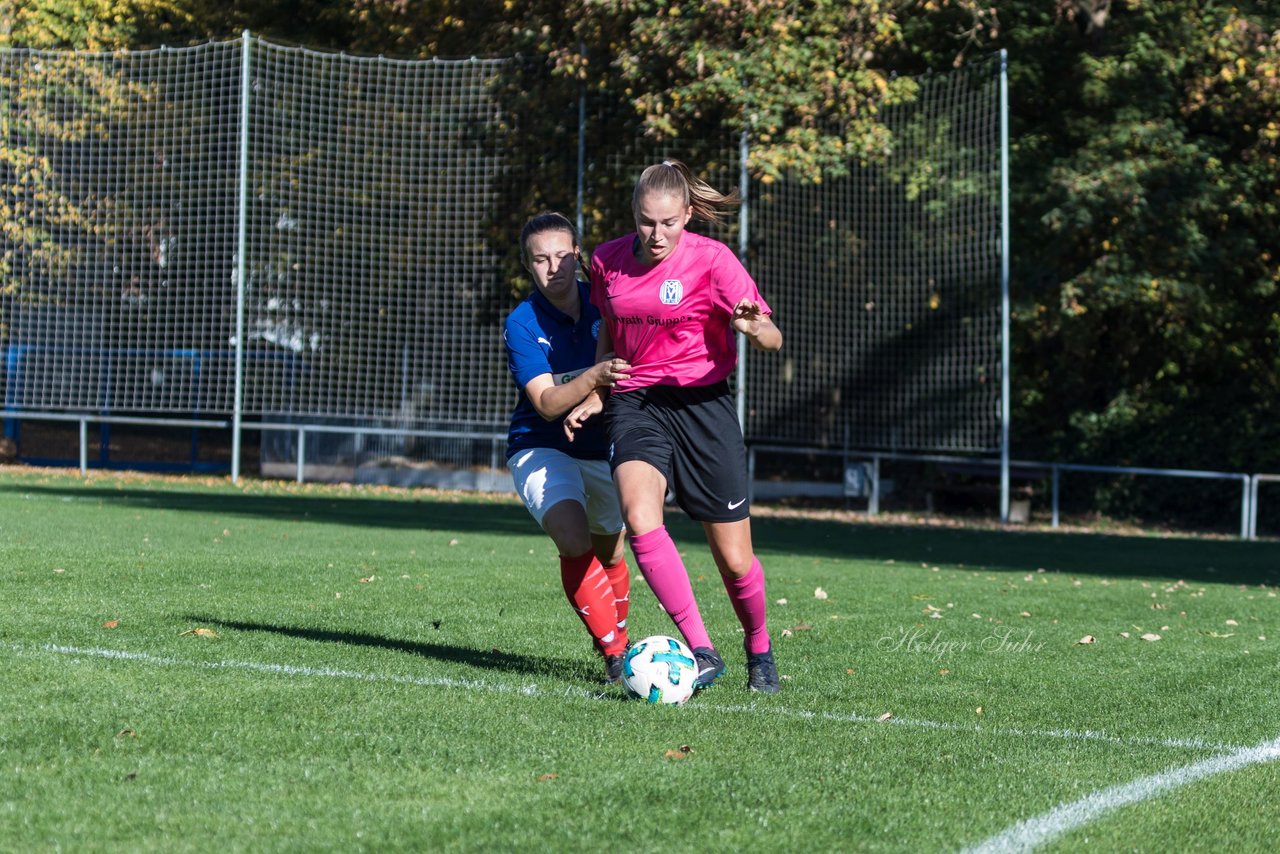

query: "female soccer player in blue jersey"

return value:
[504, 212, 634, 682]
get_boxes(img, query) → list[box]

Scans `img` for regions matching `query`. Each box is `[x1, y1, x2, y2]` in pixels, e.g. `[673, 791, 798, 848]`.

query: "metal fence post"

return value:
[736, 127, 750, 432]
[575, 41, 586, 238]
[999, 49, 1011, 524]
[1051, 465, 1060, 528]
[869, 454, 881, 516]
[296, 428, 306, 484]
[1240, 475, 1251, 540]
[79, 418, 89, 476]
[231, 30, 251, 483]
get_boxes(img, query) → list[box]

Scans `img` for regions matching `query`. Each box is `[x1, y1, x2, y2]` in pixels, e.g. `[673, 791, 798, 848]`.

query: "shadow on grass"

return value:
[6, 478, 1278, 585]
[747, 516, 1280, 587]
[185, 615, 602, 684]
[0, 482, 533, 534]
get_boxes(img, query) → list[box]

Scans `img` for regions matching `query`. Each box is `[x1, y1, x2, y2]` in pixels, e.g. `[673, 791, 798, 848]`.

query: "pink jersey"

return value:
[589, 231, 770, 390]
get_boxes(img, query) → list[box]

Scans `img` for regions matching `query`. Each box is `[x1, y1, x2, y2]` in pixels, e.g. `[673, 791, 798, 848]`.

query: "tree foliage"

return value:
[3, 0, 1279, 482]
[0, 0, 189, 50]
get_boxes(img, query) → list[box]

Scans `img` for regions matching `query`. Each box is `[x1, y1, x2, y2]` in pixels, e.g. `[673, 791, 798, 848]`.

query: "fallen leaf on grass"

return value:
[1120, 632, 1130, 638]
[814, 587, 828, 600]
[1077, 635, 1096, 645]
[1019, 611, 1032, 618]
[359, 576, 376, 583]
[102, 620, 120, 629]
[448, 539, 459, 546]
[664, 745, 693, 760]
[537, 773, 558, 782]
[780, 629, 793, 637]
[1225, 619, 1239, 626]
[53, 568, 66, 574]
[179, 628, 218, 638]
[788, 623, 813, 632]
[115, 729, 137, 739]
[775, 598, 788, 605]
[975, 707, 983, 715]
[1140, 633, 1161, 642]
[938, 669, 950, 675]
[877, 712, 893, 722]
[846, 668, 856, 675]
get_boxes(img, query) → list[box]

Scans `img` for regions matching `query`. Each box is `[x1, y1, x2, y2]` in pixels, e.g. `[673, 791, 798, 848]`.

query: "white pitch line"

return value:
[963, 735, 1280, 853]
[704, 702, 1228, 752]
[5, 641, 1236, 754]
[26, 642, 607, 701]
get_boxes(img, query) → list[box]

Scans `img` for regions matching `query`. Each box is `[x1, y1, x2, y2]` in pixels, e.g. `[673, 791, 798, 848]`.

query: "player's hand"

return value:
[588, 356, 631, 388]
[563, 393, 603, 442]
[731, 298, 765, 334]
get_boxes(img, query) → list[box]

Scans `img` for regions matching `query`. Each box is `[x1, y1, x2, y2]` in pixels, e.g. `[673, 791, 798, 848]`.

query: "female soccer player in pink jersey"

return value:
[565, 160, 783, 693]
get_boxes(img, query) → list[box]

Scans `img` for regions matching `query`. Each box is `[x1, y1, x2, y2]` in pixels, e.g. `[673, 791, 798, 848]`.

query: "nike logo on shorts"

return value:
[727, 498, 746, 510]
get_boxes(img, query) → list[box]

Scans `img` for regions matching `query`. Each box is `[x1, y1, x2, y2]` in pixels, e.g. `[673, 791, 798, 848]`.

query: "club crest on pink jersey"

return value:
[660, 279, 683, 305]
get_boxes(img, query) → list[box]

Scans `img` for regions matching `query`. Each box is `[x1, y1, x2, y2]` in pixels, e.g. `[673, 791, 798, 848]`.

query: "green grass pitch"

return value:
[2, 468, 1278, 851]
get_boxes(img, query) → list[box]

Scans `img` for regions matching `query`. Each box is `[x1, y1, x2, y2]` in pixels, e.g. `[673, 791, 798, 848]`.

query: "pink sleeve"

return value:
[711, 244, 771, 315]
[588, 252, 607, 314]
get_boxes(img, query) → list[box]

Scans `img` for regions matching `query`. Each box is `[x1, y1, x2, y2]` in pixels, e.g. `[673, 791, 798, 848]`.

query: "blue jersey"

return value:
[504, 281, 608, 460]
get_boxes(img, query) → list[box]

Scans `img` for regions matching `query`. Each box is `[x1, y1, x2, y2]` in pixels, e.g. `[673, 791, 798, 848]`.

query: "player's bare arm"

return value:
[524, 356, 631, 422]
[732, 298, 783, 351]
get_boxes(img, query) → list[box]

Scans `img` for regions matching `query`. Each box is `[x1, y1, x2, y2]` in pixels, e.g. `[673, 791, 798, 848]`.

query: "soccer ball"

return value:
[622, 635, 698, 705]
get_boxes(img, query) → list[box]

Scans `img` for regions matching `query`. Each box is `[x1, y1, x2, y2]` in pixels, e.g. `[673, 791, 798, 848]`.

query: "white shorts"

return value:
[508, 448, 624, 536]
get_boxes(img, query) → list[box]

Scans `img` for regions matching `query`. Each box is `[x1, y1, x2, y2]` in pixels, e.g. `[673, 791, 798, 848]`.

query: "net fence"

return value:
[1, 41, 243, 415]
[242, 43, 514, 432]
[0, 36, 1003, 474]
[748, 59, 1004, 452]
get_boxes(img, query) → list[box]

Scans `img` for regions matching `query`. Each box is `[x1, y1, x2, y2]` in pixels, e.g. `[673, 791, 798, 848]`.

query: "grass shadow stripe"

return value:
[9, 641, 1238, 754]
[19, 642, 608, 701]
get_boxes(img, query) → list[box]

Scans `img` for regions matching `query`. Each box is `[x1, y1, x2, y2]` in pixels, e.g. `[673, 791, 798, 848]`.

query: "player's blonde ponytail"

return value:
[632, 160, 740, 223]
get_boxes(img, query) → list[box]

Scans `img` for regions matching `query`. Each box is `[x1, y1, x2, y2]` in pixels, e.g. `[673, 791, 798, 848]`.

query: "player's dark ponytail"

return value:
[632, 160, 740, 223]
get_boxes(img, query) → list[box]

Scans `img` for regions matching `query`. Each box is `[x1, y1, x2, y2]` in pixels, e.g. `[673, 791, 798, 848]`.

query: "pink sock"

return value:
[628, 527, 713, 651]
[724, 557, 771, 654]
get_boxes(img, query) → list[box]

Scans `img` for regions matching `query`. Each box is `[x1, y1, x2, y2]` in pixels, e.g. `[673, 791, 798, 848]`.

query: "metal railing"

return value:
[747, 444, 1278, 540]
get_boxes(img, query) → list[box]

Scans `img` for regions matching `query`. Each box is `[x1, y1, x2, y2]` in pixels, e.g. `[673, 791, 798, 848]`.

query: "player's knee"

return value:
[550, 529, 592, 556]
[720, 556, 754, 579]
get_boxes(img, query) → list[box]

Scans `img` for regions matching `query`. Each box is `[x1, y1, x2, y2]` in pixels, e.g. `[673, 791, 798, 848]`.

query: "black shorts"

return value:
[604, 381, 750, 523]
